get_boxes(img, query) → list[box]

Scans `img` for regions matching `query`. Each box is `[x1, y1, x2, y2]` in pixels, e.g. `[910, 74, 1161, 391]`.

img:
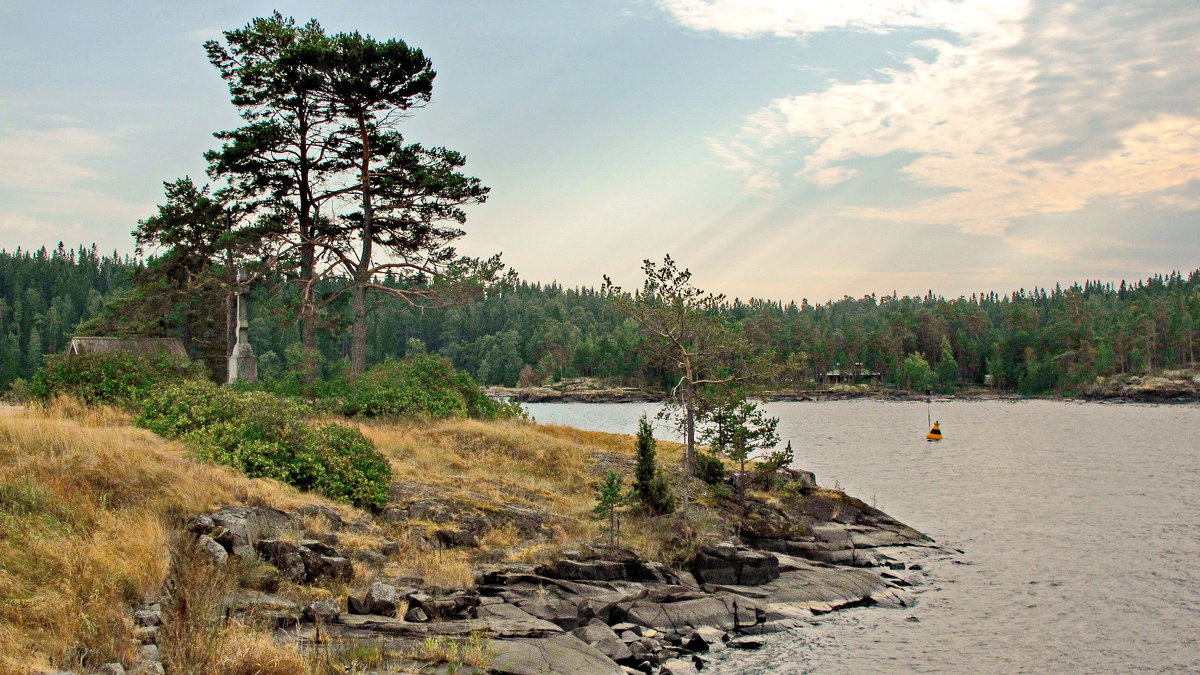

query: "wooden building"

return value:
[66, 336, 188, 359]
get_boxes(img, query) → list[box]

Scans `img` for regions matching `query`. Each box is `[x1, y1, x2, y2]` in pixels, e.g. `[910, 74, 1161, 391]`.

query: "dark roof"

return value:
[67, 337, 188, 358]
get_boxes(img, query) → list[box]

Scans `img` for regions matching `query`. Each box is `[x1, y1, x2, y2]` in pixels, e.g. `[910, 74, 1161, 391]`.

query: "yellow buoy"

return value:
[926, 421, 943, 441]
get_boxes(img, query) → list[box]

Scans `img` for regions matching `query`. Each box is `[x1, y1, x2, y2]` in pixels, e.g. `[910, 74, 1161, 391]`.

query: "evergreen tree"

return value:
[604, 256, 772, 478]
[633, 414, 675, 516]
[699, 396, 780, 508]
[592, 471, 628, 546]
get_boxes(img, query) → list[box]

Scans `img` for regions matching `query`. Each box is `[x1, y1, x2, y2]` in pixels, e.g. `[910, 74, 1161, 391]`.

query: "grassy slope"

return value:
[0, 401, 688, 674]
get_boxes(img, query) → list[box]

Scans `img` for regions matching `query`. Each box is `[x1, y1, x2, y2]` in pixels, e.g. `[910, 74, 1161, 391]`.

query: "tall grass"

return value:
[0, 406, 350, 673]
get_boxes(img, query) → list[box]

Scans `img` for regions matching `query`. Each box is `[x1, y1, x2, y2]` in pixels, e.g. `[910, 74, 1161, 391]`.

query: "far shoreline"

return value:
[488, 380, 1200, 405]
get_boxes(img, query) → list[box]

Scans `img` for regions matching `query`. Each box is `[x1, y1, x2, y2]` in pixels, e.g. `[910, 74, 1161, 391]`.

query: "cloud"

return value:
[666, 0, 1200, 235]
[657, 0, 1017, 37]
[0, 127, 120, 192]
[0, 126, 152, 248]
[707, 139, 780, 195]
[846, 115, 1200, 234]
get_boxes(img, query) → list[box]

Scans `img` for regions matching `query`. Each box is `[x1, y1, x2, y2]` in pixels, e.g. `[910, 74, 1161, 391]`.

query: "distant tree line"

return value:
[3, 245, 1197, 397]
[0, 246, 137, 385]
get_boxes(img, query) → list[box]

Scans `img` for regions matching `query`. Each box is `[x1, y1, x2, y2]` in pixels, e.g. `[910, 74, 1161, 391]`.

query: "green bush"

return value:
[309, 424, 392, 509]
[29, 350, 207, 407]
[137, 380, 391, 509]
[694, 450, 727, 486]
[342, 355, 526, 421]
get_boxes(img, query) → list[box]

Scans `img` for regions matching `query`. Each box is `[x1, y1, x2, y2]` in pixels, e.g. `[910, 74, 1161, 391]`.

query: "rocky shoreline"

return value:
[160, 487, 941, 675]
[489, 375, 1200, 405]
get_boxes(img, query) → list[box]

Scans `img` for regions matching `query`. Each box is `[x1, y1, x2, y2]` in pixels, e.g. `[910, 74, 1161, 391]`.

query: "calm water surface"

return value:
[525, 400, 1200, 674]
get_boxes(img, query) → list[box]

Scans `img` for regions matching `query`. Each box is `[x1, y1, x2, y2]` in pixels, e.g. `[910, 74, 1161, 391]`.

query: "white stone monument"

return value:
[227, 268, 258, 384]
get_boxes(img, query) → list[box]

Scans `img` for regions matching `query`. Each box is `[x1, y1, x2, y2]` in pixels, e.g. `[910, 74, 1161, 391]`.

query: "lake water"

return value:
[524, 400, 1200, 674]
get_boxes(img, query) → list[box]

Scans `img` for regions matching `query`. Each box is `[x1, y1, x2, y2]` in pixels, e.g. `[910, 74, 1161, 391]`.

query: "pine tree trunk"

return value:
[684, 373, 696, 475]
[351, 282, 368, 376]
[349, 115, 373, 377]
[299, 240, 318, 384]
[297, 114, 319, 385]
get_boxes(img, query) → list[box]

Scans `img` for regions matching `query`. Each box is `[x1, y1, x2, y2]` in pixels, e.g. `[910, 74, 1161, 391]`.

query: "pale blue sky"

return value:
[1, 1, 1197, 302]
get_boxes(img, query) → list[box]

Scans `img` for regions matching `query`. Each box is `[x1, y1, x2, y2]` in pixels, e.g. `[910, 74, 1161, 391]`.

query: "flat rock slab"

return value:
[744, 563, 892, 610]
[490, 634, 625, 675]
[622, 593, 759, 632]
[337, 614, 562, 639]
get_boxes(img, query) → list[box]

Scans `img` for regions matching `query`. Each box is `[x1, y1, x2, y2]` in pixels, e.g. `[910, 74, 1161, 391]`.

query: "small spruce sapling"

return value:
[593, 471, 628, 545]
[633, 414, 676, 515]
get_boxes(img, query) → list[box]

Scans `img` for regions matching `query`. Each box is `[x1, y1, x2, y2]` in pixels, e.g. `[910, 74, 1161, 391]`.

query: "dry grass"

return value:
[0, 401, 704, 672]
[356, 418, 686, 577]
[212, 625, 311, 675]
[360, 418, 683, 517]
[361, 419, 591, 506]
[0, 404, 368, 673]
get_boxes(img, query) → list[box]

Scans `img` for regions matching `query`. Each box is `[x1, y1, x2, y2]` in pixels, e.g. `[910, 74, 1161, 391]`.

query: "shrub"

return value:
[309, 423, 392, 510]
[343, 356, 469, 418]
[29, 350, 206, 407]
[694, 450, 727, 486]
[137, 380, 391, 509]
[342, 355, 526, 421]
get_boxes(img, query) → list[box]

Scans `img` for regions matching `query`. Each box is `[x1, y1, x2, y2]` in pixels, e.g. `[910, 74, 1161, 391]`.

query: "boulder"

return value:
[136, 643, 161, 663]
[196, 535, 227, 565]
[659, 658, 699, 675]
[413, 590, 480, 620]
[682, 626, 726, 653]
[436, 528, 480, 548]
[195, 507, 296, 553]
[337, 613, 563, 639]
[570, 623, 633, 661]
[294, 504, 345, 530]
[729, 636, 765, 650]
[478, 602, 544, 622]
[691, 548, 779, 586]
[489, 634, 625, 675]
[540, 559, 627, 582]
[304, 599, 340, 623]
[254, 539, 306, 582]
[364, 582, 401, 616]
[346, 596, 368, 615]
[254, 538, 353, 584]
[572, 622, 621, 644]
[133, 604, 162, 628]
[622, 593, 760, 632]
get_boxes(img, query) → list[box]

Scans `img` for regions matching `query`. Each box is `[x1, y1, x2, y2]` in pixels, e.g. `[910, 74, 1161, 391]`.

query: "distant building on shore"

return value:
[823, 362, 883, 385]
[66, 336, 188, 359]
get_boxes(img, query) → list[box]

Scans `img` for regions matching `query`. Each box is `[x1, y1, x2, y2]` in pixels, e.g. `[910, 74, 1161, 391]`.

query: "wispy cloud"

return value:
[0, 126, 152, 247]
[663, 0, 1200, 236]
[657, 0, 1015, 37]
[0, 127, 119, 192]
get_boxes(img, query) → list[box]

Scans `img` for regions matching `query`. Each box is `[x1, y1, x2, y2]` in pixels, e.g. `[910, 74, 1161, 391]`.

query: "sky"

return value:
[1, 0, 1197, 304]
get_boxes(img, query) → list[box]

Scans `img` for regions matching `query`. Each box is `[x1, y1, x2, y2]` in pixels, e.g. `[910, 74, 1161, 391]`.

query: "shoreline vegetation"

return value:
[488, 370, 1200, 405]
[0, 395, 941, 675]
